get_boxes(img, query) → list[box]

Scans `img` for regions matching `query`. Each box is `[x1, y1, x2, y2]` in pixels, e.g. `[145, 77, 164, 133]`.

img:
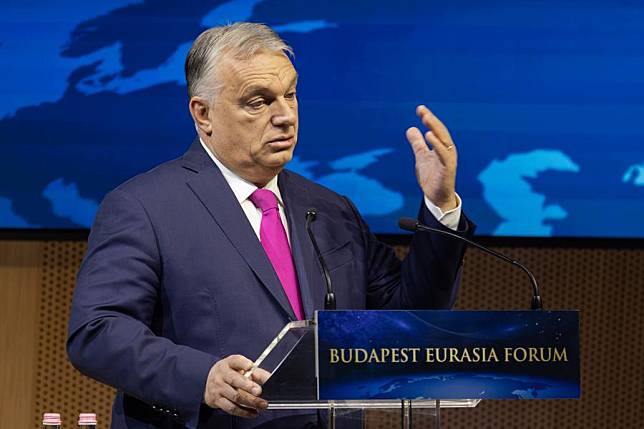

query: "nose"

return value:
[271, 97, 297, 128]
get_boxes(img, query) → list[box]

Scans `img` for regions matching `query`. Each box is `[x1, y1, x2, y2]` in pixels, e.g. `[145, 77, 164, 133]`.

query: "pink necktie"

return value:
[249, 189, 304, 320]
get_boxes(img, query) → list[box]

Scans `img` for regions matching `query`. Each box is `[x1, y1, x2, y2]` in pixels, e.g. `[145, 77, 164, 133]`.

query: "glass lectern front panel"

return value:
[247, 318, 479, 425]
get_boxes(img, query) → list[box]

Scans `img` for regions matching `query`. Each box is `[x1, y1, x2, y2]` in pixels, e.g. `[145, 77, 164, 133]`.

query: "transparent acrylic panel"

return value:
[273, 401, 440, 429]
[249, 321, 481, 413]
[360, 404, 440, 429]
[248, 320, 317, 402]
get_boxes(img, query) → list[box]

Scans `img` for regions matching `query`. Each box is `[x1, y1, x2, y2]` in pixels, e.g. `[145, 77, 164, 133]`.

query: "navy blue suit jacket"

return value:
[67, 140, 474, 428]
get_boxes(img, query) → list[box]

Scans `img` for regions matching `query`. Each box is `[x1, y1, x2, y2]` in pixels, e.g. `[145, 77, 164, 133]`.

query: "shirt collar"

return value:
[199, 137, 284, 207]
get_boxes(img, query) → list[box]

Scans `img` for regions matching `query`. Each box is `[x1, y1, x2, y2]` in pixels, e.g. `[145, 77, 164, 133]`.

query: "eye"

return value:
[246, 97, 267, 110]
[284, 91, 297, 101]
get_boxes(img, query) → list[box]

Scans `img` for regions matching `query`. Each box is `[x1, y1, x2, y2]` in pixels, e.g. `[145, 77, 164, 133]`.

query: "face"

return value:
[191, 51, 299, 186]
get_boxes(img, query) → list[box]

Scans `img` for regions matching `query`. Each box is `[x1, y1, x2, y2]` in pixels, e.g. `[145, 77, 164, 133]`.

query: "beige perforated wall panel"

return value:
[33, 242, 114, 429]
[0, 241, 42, 429]
[420, 245, 643, 429]
[361, 245, 644, 429]
[10, 241, 642, 428]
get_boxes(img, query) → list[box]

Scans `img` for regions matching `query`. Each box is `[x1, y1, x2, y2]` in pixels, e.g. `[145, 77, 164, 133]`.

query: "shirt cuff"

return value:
[423, 193, 462, 231]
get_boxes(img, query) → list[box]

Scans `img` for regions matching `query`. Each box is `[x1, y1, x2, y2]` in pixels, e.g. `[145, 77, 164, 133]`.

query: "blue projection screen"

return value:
[1, 0, 643, 237]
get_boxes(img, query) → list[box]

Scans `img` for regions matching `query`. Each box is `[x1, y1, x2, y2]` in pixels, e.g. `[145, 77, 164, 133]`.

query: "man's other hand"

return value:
[203, 355, 269, 418]
[406, 105, 458, 212]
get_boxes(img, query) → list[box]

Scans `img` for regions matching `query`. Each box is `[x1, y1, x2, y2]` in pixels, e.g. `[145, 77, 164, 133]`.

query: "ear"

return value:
[189, 97, 213, 135]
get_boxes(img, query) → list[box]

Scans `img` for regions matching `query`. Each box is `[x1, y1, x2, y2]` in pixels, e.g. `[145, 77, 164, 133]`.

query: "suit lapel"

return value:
[182, 140, 296, 320]
[279, 170, 327, 318]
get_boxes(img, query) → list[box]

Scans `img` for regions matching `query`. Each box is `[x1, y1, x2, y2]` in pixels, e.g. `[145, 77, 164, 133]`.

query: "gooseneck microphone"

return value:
[305, 208, 337, 310]
[398, 217, 543, 310]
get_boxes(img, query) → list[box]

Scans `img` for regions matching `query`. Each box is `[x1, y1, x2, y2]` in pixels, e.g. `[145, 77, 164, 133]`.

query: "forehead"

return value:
[219, 51, 297, 93]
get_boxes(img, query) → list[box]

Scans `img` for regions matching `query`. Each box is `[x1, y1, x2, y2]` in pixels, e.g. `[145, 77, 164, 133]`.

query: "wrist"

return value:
[439, 196, 458, 212]
[427, 194, 457, 213]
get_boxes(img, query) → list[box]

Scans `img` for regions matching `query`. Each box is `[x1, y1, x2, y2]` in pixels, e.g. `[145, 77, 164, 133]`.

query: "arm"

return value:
[344, 196, 474, 310]
[362, 105, 475, 309]
[67, 189, 217, 425]
[398, 201, 475, 308]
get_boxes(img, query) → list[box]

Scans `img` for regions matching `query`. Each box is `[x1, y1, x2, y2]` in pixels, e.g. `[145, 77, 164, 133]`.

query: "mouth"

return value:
[266, 135, 295, 149]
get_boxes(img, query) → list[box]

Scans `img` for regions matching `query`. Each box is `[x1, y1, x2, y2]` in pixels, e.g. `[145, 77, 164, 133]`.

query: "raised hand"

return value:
[405, 105, 458, 212]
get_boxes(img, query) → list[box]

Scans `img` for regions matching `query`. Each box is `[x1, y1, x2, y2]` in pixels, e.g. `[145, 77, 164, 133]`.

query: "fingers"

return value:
[215, 397, 259, 419]
[223, 367, 263, 396]
[406, 127, 455, 167]
[406, 104, 459, 210]
[219, 381, 268, 411]
[224, 355, 264, 395]
[416, 105, 454, 150]
[227, 354, 254, 372]
[424, 130, 456, 165]
[204, 355, 268, 418]
[405, 127, 431, 157]
[250, 367, 272, 385]
[408, 105, 457, 166]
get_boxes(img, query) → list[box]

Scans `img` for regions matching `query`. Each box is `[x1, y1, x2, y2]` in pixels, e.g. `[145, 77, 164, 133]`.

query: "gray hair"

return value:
[185, 22, 294, 100]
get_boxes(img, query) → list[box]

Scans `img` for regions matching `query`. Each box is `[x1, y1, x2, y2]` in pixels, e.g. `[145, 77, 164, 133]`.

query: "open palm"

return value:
[405, 105, 458, 212]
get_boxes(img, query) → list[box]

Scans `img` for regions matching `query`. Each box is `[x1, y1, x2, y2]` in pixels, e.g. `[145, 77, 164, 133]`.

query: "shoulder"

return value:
[94, 155, 193, 224]
[281, 169, 346, 201]
[108, 138, 210, 202]
[115, 157, 187, 197]
[281, 169, 361, 220]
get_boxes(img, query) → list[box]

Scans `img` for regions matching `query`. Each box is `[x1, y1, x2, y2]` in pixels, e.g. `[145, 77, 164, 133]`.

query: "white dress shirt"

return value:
[199, 139, 462, 240]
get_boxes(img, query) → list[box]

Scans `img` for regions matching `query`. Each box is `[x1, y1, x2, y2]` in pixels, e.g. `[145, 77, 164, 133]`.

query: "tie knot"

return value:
[249, 189, 279, 212]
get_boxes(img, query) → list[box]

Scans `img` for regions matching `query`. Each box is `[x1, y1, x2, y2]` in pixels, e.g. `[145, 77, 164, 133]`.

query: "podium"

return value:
[248, 318, 480, 428]
[248, 310, 579, 428]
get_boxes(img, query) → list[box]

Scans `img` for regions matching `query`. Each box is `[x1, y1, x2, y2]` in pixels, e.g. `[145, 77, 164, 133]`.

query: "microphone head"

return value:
[306, 208, 318, 221]
[398, 217, 419, 232]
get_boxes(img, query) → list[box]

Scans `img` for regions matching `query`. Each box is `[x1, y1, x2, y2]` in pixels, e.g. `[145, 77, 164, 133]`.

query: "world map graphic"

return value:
[1, 0, 643, 236]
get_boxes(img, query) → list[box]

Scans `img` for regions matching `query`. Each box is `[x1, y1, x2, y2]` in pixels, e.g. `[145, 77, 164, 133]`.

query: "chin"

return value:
[267, 151, 294, 168]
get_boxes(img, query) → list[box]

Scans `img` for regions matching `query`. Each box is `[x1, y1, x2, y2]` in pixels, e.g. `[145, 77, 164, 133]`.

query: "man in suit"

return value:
[67, 22, 474, 428]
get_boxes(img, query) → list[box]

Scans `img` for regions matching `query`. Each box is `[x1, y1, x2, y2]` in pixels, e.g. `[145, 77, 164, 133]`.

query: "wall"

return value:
[0, 240, 642, 428]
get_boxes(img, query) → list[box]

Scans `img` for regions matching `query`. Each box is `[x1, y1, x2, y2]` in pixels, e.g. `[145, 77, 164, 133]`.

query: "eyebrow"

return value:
[240, 74, 299, 98]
